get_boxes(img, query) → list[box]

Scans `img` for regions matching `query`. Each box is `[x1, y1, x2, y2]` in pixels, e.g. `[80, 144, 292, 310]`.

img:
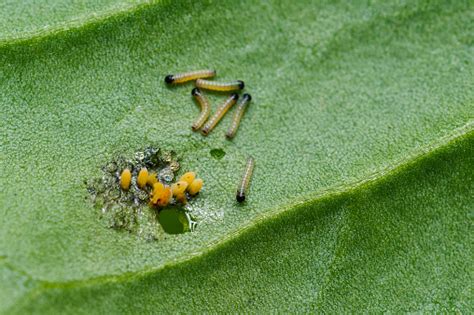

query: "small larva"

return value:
[196, 79, 244, 92]
[236, 157, 255, 203]
[201, 94, 239, 136]
[165, 70, 216, 84]
[137, 168, 148, 188]
[191, 88, 211, 131]
[225, 93, 252, 139]
[120, 169, 132, 190]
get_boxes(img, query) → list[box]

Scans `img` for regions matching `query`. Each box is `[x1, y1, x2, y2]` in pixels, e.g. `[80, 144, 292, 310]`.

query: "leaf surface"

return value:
[0, 0, 472, 312]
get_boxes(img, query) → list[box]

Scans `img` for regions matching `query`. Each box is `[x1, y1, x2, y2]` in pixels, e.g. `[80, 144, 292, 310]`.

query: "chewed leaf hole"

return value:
[158, 207, 197, 234]
[86, 146, 200, 240]
[210, 148, 226, 160]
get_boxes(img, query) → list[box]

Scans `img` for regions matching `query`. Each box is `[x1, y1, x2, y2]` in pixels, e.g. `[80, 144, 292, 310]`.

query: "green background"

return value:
[0, 0, 472, 312]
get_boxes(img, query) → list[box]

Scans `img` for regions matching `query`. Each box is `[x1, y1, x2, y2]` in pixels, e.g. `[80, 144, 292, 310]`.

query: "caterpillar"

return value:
[191, 88, 211, 131]
[236, 157, 255, 203]
[201, 94, 239, 136]
[196, 79, 244, 92]
[165, 70, 216, 84]
[226, 93, 252, 139]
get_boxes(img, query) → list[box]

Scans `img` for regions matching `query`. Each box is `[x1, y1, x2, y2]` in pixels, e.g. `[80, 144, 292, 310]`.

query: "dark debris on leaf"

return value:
[86, 146, 196, 239]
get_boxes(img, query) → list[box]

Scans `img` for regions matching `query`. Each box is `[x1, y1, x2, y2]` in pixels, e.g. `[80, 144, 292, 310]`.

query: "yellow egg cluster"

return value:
[168, 172, 204, 205]
[150, 182, 172, 207]
[150, 171, 204, 207]
[120, 167, 204, 208]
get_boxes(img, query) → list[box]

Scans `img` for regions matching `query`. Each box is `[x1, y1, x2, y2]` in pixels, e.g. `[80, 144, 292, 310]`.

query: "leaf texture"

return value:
[0, 0, 472, 312]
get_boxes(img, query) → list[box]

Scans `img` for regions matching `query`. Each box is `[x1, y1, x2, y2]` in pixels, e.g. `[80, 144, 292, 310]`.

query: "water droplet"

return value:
[159, 166, 174, 183]
[169, 161, 180, 172]
[135, 151, 145, 162]
[162, 151, 174, 163]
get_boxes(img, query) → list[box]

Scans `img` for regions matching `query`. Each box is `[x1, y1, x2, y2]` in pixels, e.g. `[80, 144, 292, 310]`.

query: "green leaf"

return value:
[9, 128, 474, 313]
[1, 0, 472, 312]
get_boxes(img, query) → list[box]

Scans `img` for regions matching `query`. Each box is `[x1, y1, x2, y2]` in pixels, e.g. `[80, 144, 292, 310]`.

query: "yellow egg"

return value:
[175, 193, 187, 205]
[171, 181, 189, 196]
[179, 172, 196, 185]
[150, 194, 159, 205]
[188, 178, 203, 195]
[153, 182, 164, 191]
[137, 168, 148, 189]
[156, 186, 172, 207]
[147, 172, 158, 186]
[150, 182, 165, 205]
[151, 182, 164, 196]
[120, 169, 131, 190]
